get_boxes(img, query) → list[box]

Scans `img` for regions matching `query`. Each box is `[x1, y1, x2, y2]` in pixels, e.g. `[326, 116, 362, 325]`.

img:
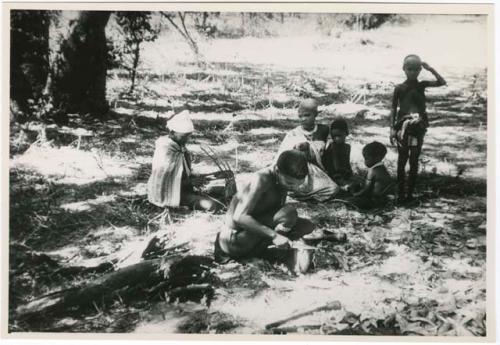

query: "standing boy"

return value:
[390, 55, 446, 202]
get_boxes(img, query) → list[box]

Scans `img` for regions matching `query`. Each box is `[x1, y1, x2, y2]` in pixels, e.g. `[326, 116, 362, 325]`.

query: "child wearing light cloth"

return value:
[347, 141, 394, 210]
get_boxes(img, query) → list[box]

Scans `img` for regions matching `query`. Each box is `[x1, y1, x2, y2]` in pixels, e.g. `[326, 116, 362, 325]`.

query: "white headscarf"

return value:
[167, 110, 194, 133]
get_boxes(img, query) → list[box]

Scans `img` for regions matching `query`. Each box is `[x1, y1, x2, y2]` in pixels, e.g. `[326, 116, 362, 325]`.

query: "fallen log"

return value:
[265, 301, 342, 330]
[16, 255, 217, 320]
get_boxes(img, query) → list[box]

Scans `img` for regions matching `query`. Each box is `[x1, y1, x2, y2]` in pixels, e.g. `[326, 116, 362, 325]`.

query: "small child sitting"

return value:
[322, 117, 353, 186]
[347, 141, 394, 210]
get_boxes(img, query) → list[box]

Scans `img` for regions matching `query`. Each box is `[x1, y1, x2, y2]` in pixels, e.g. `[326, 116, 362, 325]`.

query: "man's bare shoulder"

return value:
[241, 167, 274, 190]
[254, 167, 274, 185]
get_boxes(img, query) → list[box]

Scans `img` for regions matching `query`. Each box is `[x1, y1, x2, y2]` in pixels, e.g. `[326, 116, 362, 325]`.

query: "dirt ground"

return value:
[8, 15, 487, 335]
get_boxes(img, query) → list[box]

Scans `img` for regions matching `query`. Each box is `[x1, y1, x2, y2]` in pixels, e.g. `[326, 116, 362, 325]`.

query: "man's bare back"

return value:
[226, 167, 286, 230]
[214, 151, 314, 262]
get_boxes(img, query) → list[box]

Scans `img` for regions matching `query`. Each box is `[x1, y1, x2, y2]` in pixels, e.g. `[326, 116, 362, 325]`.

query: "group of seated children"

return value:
[147, 54, 446, 269]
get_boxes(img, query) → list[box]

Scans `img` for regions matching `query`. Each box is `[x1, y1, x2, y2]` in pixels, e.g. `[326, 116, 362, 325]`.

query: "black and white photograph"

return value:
[3, 2, 495, 339]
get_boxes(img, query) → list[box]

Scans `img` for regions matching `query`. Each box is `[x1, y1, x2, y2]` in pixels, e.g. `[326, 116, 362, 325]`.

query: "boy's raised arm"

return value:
[421, 62, 446, 87]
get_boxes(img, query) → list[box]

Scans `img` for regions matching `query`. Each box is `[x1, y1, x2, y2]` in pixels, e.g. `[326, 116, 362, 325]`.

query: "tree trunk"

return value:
[44, 11, 111, 118]
[129, 41, 141, 94]
[10, 10, 51, 122]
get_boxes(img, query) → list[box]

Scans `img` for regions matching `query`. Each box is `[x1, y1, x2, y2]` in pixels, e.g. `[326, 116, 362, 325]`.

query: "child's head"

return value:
[298, 98, 319, 130]
[330, 117, 349, 144]
[276, 150, 308, 190]
[362, 141, 387, 168]
[403, 54, 422, 81]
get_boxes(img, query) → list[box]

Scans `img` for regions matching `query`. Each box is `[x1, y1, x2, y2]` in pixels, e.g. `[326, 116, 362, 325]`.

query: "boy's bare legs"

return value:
[397, 145, 410, 201]
[407, 137, 424, 200]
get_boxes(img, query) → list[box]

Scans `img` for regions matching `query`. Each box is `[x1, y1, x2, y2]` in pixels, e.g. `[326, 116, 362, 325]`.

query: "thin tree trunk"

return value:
[129, 41, 141, 94]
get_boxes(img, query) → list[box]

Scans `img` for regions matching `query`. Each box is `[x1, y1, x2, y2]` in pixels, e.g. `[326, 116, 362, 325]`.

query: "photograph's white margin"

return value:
[0, 1, 496, 344]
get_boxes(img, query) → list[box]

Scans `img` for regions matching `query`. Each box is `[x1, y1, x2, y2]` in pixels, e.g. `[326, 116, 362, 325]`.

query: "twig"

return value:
[265, 301, 341, 330]
[200, 146, 225, 172]
[269, 324, 322, 334]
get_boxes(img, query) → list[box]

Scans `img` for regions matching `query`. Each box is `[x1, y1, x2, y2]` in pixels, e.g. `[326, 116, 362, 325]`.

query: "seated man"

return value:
[214, 150, 314, 263]
[147, 111, 222, 212]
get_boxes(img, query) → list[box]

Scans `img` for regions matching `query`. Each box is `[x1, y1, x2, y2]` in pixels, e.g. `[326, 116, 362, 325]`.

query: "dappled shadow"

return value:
[417, 172, 486, 199]
[9, 168, 156, 251]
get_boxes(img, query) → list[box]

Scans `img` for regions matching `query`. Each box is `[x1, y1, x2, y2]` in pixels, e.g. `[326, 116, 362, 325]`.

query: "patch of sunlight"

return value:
[271, 92, 295, 104]
[46, 246, 80, 261]
[248, 127, 282, 136]
[117, 183, 147, 197]
[441, 257, 484, 276]
[71, 256, 114, 268]
[60, 195, 116, 212]
[213, 269, 402, 329]
[465, 167, 487, 179]
[377, 246, 421, 276]
[261, 138, 279, 145]
[427, 126, 486, 144]
[429, 160, 459, 176]
[194, 141, 239, 154]
[114, 107, 135, 115]
[11, 146, 137, 185]
[89, 225, 136, 241]
[320, 102, 387, 120]
[113, 237, 151, 269]
[237, 150, 275, 170]
[133, 302, 204, 333]
[168, 212, 226, 256]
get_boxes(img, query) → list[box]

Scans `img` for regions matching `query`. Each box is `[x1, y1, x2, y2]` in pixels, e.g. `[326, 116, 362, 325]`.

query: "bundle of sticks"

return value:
[199, 146, 237, 205]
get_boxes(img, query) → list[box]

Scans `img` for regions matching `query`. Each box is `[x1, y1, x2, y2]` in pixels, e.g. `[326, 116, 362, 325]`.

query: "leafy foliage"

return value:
[112, 12, 160, 93]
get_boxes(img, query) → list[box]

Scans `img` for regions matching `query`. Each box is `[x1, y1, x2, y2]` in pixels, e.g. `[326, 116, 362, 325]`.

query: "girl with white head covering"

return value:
[147, 111, 223, 212]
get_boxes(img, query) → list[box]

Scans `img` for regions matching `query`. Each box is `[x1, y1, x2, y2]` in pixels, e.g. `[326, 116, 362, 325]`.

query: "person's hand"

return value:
[421, 62, 431, 71]
[295, 142, 310, 152]
[390, 128, 397, 145]
[272, 233, 291, 248]
[213, 170, 233, 179]
[190, 175, 206, 188]
[275, 223, 292, 233]
[295, 142, 311, 161]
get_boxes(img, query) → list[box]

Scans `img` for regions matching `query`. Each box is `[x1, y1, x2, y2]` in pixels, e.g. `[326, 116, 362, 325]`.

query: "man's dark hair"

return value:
[276, 150, 308, 179]
[362, 141, 387, 161]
